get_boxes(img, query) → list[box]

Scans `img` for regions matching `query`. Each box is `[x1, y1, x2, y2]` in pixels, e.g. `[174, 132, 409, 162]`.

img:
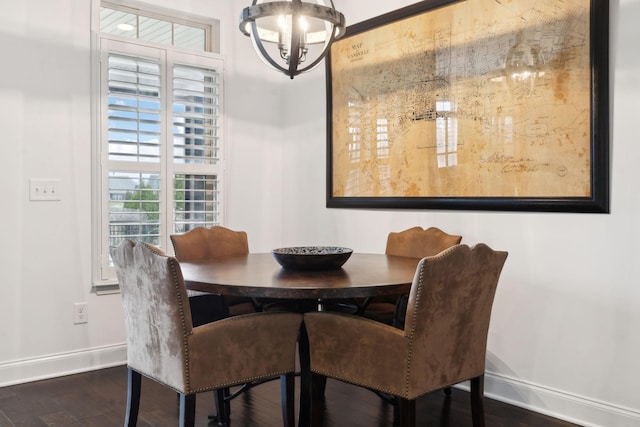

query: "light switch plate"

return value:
[29, 179, 61, 201]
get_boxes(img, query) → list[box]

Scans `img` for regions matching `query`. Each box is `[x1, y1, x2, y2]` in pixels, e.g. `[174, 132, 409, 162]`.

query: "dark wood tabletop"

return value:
[180, 252, 420, 300]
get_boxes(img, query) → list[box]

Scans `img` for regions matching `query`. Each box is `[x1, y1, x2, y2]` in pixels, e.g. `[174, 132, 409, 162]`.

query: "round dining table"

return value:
[180, 252, 421, 427]
[180, 252, 419, 299]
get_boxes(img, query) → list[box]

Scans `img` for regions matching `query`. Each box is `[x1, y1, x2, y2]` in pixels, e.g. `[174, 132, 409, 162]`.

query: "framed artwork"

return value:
[326, 0, 609, 213]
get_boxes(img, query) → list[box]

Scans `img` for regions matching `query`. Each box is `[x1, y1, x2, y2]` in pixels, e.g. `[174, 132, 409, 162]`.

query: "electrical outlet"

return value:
[74, 302, 88, 324]
[29, 179, 61, 201]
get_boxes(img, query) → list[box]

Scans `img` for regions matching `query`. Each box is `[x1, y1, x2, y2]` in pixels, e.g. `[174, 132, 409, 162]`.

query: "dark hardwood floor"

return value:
[0, 365, 580, 427]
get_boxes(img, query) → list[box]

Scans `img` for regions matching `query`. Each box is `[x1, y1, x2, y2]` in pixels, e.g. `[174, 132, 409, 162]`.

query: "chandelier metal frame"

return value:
[240, 0, 346, 79]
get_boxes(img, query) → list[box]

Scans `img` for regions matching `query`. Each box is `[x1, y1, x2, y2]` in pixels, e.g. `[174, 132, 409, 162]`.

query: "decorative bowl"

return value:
[272, 246, 353, 271]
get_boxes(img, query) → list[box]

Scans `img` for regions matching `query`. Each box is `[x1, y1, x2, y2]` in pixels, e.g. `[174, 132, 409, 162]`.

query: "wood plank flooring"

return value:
[0, 365, 581, 427]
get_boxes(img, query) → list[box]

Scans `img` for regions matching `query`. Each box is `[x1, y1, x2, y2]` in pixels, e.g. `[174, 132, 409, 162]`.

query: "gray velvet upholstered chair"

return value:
[111, 240, 302, 427]
[304, 243, 508, 427]
[360, 226, 462, 326]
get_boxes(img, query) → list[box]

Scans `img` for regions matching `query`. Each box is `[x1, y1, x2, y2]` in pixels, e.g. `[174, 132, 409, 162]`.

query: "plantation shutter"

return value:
[95, 38, 223, 292]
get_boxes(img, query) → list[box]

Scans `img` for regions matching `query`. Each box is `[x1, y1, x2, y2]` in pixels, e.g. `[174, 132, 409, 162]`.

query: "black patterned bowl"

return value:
[272, 246, 353, 271]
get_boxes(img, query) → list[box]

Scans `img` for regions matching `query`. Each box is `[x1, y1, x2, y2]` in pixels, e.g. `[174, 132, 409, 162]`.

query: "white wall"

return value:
[0, 0, 638, 426]
[281, 1, 640, 426]
[0, 0, 285, 383]
[0, 0, 127, 382]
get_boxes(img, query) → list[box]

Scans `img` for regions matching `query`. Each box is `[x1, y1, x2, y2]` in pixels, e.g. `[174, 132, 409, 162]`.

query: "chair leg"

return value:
[393, 397, 399, 427]
[398, 398, 416, 427]
[310, 373, 327, 427]
[312, 373, 327, 399]
[125, 367, 141, 427]
[179, 393, 196, 427]
[224, 387, 231, 417]
[213, 388, 230, 426]
[470, 375, 485, 427]
[280, 373, 295, 427]
[443, 386, 452, 396]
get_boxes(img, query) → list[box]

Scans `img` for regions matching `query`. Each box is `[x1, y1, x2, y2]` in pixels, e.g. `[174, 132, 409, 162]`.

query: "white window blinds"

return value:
[95, 37, 224, 290]
[171, 64, 222, 234]
[107, 55, 162, 163]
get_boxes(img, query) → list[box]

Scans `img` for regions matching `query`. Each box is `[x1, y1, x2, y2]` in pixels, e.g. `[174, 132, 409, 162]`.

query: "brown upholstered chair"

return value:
[360, 226, 462, 326]
[304, 243, 508, 427]
[171, 226, 265, 422]
[170, 226, 257, 318]
[111, 240, 302, 427]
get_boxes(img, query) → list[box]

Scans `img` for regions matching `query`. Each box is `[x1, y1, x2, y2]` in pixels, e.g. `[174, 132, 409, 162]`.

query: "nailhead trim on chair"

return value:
[167, 256, 194, 393]
[187, 311, 299, 393]
[404, 262, 424, 398]
[403, 246, 464, 399]
[311, 368, 405, 398]
[135, 368, 297, 396]
[189, 370, 294, 394]
[306, 315, 411, 398]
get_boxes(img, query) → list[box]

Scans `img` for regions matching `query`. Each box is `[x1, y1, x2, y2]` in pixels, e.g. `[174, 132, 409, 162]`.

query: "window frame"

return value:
[91, 2, 225, 293]
[100, 0, 220, 53]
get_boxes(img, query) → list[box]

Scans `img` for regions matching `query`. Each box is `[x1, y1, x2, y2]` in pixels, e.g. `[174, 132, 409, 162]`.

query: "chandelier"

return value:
[239, 0, 346, 79]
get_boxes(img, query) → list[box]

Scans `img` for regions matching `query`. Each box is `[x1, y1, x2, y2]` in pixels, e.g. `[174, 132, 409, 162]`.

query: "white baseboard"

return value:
[0, 343, 127, 387]
[1, 348, 638, 427]
[481, 371, 640, 427]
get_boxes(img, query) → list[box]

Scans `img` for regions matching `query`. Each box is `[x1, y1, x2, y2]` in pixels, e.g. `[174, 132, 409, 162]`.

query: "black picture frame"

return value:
[326, 0, 609, 213]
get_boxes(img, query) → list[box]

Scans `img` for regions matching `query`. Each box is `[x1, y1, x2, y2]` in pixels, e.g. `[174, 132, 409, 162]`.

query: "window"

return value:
[99, 3, 214, 52]
[93, 4, 223, 292]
